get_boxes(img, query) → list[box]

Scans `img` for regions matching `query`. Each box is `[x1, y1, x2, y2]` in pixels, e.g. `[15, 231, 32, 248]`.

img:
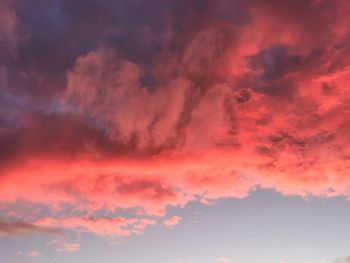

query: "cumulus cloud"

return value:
[1, 0, 350, 238]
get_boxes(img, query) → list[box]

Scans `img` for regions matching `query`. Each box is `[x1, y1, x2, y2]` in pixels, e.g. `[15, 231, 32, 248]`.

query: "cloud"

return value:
[0, 0, 21, 51]
[0, 221, 59, 236]
[64, 49, 190, 148]
[1, 0, 350, 239]
[56, 242, 80, 252]
[48, 236, 81, 253]
[27, 250, 42, 258]
[217, 257, 231, 263]
[37, 216, 156, 237]
[163, 216, 182, 227]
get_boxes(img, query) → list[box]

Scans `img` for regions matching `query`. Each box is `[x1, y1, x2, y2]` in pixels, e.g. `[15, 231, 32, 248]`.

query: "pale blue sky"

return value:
[2, 190, 350, 263]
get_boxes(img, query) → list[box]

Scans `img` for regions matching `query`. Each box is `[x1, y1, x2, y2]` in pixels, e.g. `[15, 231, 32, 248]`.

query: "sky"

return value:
[1, 0, 350, 262]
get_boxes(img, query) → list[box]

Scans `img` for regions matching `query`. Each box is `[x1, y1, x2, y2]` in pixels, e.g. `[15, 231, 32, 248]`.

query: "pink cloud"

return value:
[27, 251, 42, 258]
[48, 236, 81, 253]
[163, 216, 182, 228]
[1, 0, 350, 240]
[216, 257, 231, 263]
[0, 0, 20, 50]
[36, 216, 156, 237]
[56, 243, 81, 253]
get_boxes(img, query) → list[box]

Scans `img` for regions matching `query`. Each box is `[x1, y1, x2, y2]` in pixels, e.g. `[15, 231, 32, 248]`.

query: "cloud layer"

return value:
[1, 0, 350, 238]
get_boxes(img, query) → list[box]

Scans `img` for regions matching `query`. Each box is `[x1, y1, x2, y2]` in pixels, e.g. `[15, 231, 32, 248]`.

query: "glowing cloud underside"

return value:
[1, 0, 350, 237]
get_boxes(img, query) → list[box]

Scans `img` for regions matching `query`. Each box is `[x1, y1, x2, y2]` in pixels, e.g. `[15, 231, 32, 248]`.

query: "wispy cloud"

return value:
[217, 257, 231, 263]
[27, 250, 42, 258]
[0, 221, 59, 236]
[48, 236, 81, 253]
[163, 216, 182, 228]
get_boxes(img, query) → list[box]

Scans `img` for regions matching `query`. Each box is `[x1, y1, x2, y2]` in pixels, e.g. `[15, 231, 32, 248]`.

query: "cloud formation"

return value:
[216, 257, 231, 263]
[0, 220, 59, 236]
[1, 0, 350, 239]
[36, 216, 156, 236]
[163, 216, 182, 227]
[27, 250, 42, 258]
[55, 242, 80, 253]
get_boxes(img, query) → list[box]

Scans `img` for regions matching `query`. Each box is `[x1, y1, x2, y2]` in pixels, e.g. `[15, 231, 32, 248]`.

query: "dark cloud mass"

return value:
[1, 0, 350, 237]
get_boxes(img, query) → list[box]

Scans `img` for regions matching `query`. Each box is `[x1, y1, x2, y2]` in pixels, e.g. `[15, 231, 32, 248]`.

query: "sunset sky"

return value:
[1, 0, 350, 262]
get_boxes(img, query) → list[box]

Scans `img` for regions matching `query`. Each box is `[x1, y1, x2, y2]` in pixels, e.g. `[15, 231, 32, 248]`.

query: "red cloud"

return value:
[1, 0, 350, 239]
[0, 0, 20, 50]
